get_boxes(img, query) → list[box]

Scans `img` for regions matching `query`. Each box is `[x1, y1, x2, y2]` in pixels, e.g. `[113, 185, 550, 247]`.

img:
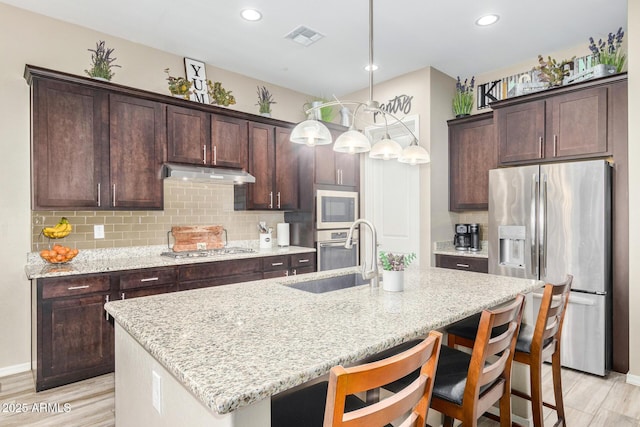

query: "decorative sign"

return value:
[184, 58, 209, 104]
[476, 53, 597, 109]
[374, 94, 413, 122]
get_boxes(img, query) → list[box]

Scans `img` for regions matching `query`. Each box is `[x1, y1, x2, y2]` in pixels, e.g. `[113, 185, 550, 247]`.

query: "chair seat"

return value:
[271, 381, 392, 427]
[447, 314, 552, 355]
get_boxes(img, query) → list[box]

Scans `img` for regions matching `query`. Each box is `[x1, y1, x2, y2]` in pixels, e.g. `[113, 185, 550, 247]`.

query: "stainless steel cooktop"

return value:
[160, 247, 256, 259]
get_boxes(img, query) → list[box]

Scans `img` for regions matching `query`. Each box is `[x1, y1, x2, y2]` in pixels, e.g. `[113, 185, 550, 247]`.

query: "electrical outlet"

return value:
[152, 370, 162, 414]
[94, 224, 105, 239]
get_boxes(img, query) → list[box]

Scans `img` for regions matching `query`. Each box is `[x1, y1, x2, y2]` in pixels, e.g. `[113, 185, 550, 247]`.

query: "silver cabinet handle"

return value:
[271, 262, 284, 266]
[112, 184, 116, 207]
[269, 191, 273, 209]
[277, 192, 281, 209]
[68, 285, 90, 290]
[539, 136, 543, 158]
[203, 145, 207, 164]
[285, 271, 289, 276]
[97, 183, 101, 207]
[456, 263, 470, 268]
[298, 259, 309, 263]
[140, 277, 159, 282]
[213, 146, 217, 165]
[121, 293, 125, 300]
[553, 135, 558, 157]
[293, 269, 297, 275]
[340, 170, 343, 185]
[105, 295, 110, 320]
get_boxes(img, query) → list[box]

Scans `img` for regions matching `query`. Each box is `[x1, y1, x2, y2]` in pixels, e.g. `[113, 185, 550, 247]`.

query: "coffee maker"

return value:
[454, 223, 481, 251]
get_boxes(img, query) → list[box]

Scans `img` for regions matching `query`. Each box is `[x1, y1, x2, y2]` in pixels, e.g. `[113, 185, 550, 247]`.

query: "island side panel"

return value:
[114, 323, 270, 427]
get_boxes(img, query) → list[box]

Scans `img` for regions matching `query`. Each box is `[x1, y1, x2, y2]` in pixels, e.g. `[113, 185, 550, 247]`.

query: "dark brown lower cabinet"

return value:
[435, 254, 488, 273]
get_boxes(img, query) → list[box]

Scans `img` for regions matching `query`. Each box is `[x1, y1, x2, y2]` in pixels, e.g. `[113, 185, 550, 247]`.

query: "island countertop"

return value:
[104, 267, 541, 416]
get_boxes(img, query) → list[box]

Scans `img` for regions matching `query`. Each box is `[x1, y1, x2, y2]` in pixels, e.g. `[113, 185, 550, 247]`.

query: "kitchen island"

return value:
[105, 267, 541, 427]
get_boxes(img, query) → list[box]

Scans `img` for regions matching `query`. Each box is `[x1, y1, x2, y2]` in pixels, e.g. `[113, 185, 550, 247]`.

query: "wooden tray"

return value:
[171, 225, 225, 252]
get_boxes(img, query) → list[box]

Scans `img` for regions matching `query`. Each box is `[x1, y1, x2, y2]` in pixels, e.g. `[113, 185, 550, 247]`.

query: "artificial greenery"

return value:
[256, 86, 276, 114]
[589, 27, 626, 72]
[452, 76, 474, 116]
[534, 54, 575, 87]
[379, 251, 416, 271]
[207, 80, 236, 106]
[85, 40, 120, 80]
[164, 68, 192, 97]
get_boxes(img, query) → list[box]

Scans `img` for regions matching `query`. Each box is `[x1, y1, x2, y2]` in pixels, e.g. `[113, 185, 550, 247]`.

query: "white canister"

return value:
[277, 223, 290, 247]
[259, 232, 272, 249]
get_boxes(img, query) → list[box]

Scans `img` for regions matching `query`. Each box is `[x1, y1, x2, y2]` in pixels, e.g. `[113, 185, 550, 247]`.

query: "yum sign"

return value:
[184, 58, 210, 104]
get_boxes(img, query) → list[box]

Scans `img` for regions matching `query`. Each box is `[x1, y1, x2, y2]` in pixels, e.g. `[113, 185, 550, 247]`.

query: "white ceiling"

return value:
[3, 0, 627, 97]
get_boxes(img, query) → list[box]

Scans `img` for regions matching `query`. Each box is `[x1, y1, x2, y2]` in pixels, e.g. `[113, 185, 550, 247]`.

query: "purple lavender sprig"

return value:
[588, 27, 626, 72]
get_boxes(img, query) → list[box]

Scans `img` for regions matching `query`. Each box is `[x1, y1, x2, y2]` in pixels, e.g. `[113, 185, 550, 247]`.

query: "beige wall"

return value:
[0, 3, 312, 373]
[627, 2, 639, 382]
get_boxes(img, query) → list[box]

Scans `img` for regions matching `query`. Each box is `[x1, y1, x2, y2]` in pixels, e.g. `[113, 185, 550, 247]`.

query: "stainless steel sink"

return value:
[287, 273, 369, 294]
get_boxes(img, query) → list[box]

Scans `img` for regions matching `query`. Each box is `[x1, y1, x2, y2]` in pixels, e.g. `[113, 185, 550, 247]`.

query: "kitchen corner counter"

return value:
[433, 240, 488, 258]
[24, 244, 315, 280]
[105, 267, 541, 423]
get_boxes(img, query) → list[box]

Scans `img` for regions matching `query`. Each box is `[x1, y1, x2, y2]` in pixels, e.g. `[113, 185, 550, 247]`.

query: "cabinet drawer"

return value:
[435, 255, 488, 273]
[179, 272, 263, 291]
[262, 255, 289, 272]
[41, 275, 111, 299]
[119, 268, 176, 290]
[178, 259, 262, 282]
[290, 253, 315, 268]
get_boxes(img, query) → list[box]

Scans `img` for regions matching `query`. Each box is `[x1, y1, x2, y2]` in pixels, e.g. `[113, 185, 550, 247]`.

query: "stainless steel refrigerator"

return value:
[488, 159, 611, 376]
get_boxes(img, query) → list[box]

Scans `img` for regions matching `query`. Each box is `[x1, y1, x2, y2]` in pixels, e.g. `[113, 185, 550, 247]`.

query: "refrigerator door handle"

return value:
[533, 292, 596, 306]
[531, 174, 539, 277]
[540, 173, 548, 278]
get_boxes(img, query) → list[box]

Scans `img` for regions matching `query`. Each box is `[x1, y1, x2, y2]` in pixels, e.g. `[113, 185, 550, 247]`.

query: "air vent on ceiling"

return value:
[285, 25, 325, 47]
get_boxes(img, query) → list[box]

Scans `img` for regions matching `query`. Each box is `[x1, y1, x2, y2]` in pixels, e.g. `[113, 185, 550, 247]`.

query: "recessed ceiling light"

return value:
[476, 14, 499, 26]
[364, 64, 379, 72]
[241, 9, 262, 21]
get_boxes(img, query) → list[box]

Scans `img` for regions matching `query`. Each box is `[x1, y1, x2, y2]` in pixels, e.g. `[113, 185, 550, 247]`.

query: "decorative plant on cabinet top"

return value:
[256, 86, 276, 116]
[164, 68, 192, 98]
[85, 40, 120, 81]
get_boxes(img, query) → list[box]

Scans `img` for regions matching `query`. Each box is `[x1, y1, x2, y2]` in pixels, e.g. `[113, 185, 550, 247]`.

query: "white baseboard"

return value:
[0, 362, 31, 378]
[627, 372, 640, 387]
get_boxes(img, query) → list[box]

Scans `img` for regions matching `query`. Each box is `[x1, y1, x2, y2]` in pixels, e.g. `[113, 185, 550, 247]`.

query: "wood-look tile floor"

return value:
[0, 365, 639, 426]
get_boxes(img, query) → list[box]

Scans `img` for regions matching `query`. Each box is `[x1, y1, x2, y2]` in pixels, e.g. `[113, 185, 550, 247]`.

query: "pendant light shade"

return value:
[333, 129, 371, 154]
[290, 119, 332, 146]
[369, 135, 403, 160]
[398, 140, 431, 165]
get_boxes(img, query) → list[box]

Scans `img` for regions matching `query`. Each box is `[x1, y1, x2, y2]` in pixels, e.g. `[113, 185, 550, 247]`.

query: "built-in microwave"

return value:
[315, 190, 358, 229]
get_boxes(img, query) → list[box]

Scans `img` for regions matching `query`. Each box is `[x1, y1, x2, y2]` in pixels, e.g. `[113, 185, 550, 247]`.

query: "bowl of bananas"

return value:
[42, 217, 73, 239]
[40, 244, 79, 264]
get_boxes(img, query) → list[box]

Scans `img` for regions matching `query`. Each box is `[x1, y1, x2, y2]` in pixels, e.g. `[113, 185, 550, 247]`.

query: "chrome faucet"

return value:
[345, 219, 379, 288]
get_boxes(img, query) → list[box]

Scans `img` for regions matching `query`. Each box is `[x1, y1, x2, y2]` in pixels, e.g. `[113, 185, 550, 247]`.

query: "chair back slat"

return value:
[324, 331, 442, 427]
[533, 276, 573, 355]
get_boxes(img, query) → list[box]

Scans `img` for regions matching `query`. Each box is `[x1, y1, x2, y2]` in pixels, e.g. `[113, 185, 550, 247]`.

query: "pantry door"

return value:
[363, 116, 421, 265]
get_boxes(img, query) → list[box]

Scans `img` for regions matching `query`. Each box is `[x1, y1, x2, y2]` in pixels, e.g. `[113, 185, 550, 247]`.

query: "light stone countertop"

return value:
[104, 267, 541, 415]
[24, 243, 315, 279]
[433, 240, 489, 258]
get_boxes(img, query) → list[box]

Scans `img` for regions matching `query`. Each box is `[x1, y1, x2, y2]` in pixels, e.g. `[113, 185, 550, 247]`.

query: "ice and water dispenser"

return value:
[498, 225, 526, 268]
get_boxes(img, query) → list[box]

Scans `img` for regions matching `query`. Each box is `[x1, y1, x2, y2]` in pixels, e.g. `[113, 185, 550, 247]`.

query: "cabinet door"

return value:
[275, 127, 299, 210]
[32, 79, 109, 209]
[110, 94, 166, 209]
[211, 115, 248, 169]
[335, 152, 359, 187]
[547, 87, 608, 159]
[247, 122, 275, 209]
[497, 100, 545, 164]
[314, 144, 338, 185]
[449, 114, 496, 211]
[40, 294, 113, 385]
[167, 105, 210, 165]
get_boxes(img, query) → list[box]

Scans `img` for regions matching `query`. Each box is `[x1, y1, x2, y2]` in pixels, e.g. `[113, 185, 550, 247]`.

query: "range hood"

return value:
[163, 163, 255, 184]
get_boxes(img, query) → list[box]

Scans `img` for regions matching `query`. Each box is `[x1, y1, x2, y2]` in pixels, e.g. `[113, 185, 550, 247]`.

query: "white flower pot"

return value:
[382, 270, 404, 292]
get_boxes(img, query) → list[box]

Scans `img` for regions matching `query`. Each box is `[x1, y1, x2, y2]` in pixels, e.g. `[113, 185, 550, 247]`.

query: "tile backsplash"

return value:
[32, 181, 284, 251]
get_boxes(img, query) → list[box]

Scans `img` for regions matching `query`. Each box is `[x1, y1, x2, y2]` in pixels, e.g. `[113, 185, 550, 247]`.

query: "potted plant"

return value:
[379, 251, 416, 292]
[534, 54, 575, 88]
[452, 76, 474, 117]
[207, 80, 236, 106]
[164, 68, 192, 99]
[589, 27, 626, 73]
[84, 40, 120, 81]
[256, 86, 276, 116]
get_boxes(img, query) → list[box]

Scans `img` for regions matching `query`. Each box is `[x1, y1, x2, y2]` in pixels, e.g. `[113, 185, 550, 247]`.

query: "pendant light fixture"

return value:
[289, 0, 430, 165]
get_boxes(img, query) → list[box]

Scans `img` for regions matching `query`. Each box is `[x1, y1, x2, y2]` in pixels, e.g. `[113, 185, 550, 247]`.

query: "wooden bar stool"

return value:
[447, 276, 573, 427]
[271, 330, 442, 427]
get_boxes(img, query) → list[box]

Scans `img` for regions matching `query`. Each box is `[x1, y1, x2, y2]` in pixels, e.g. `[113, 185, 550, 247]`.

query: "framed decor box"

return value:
[184, 57, 209, 103]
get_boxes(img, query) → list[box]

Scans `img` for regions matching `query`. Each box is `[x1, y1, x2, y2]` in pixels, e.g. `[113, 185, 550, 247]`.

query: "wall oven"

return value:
[316, 229, 359, 271]
[316, 190, 358, 229]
